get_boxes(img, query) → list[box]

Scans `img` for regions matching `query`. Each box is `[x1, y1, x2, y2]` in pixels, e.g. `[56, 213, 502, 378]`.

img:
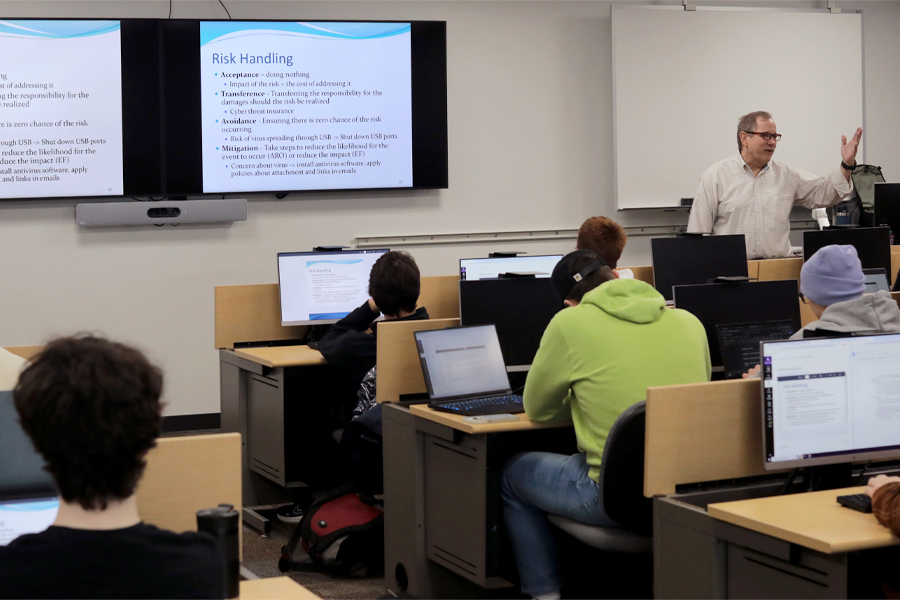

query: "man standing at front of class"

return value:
[687, 111, 862, 259]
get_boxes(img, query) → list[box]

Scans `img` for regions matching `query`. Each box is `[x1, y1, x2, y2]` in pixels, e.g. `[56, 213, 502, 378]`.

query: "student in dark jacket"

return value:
[0, 335, 225, 599]
[276, 250, 429, 523]
[317, 250, 429, 388]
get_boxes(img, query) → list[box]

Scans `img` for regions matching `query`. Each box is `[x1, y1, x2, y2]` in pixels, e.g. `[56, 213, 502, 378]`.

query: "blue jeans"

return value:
[500, 451, 618, 597]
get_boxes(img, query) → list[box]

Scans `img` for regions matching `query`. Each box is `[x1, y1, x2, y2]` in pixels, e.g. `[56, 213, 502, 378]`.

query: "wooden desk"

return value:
[647, 379, 900, 598]
[219, 345, 357, 534]
[383, 403, 575, 598]
[708, 486, 899, 554]
[232, 345, 326, 368]
[240, 577, 319, 599]
[655, 487, 897, 599]
[409, 404, 569, 435]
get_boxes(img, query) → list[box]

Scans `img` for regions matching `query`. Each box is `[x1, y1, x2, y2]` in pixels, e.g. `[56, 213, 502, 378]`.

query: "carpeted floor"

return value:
[241, 507, 390, 600]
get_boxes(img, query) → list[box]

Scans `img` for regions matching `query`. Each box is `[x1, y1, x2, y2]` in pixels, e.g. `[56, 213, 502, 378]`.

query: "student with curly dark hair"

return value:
[0, 335, 225, 599]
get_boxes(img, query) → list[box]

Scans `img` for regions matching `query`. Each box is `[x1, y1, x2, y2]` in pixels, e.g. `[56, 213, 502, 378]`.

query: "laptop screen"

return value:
[415, 325, 510, 400]
[716, 320, 795, 379]
[0, 497, 59, 546]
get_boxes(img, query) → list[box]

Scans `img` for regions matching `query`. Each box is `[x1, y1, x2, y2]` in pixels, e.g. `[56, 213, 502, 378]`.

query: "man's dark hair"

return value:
[576, 216, 628, 268]
[737, 110, 773, 152]
[551, 250, 617, 304]
[368, 250, 421, 316]
[13, 335, 164, 510]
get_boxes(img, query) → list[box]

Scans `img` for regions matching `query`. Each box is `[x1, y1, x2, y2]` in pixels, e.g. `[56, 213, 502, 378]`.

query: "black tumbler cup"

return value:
[197, 503, 240, 598]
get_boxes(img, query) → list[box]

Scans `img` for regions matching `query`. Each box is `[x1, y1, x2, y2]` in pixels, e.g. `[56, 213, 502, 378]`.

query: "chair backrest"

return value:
[599, 400, 651, 534]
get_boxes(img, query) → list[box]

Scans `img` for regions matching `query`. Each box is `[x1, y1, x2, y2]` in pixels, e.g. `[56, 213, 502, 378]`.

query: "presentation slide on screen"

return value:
[200, 22, 413, 193]
[0, 499, 58, 546]
[279, 250, 387, 324]
[0, 21, 123, 199]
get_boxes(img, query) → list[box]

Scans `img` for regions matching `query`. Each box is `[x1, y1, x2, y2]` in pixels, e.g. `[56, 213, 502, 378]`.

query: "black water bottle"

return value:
[197, 503, 240, 598]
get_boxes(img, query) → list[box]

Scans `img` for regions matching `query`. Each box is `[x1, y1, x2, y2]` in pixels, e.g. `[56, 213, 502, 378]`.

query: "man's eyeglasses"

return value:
[799, 291, 808, 304]
[746, 131, 782, 142]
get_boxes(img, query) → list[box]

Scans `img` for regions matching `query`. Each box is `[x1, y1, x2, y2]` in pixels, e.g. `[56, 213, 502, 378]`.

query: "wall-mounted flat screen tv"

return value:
[0, 19, 448, 201]
[0, 19, 163, 200]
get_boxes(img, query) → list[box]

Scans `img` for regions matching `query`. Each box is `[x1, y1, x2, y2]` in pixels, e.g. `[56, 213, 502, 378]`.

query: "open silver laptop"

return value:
[414, 325, 524, 416]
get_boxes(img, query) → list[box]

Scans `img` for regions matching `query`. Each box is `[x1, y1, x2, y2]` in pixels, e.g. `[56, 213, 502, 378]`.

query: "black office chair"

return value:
[547, 400, 652, 552]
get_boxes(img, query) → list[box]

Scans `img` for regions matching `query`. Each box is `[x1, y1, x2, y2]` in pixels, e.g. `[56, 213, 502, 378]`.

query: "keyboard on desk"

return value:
[836, 493, 872, 513]
[431, 394, 525, 417]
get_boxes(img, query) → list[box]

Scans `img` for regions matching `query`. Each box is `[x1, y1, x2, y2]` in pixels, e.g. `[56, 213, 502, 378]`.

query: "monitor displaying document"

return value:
[278, 248, 388, 326]
[763, 333, 900, 470]
[459, 255, 562, 280]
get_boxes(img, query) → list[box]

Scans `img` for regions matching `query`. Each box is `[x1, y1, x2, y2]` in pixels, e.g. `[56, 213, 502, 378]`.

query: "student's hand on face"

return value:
[841, 127, 863, 166]
[368, 297, 379, 313]
[866, 474, 900, 497]
[742, 364, 761, 378]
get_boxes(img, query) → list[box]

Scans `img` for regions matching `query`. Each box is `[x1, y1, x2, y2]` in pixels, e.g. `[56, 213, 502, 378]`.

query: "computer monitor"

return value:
[762, 333, 900, 471]
[716, 320, 797, 380]
[278, 249, 389, 326]
[459, 277, 560, 368]
[672, 280, 801, 369]
[459, 255, 563, 280]
[802, 227, 891, 275]
[862, 268, 890, 294]
[873, 182, 900, 235]
[0, 391, 58, 546]
[651, 235, 748, 301]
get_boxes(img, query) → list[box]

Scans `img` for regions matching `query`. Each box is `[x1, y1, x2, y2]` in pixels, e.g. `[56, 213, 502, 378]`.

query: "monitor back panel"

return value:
[673, 280, 801, 368]
[802, 227, 891, 274]
[459, 278, 560, 367]
[874, 182, 900, 236]
[651, 235, 748, 301]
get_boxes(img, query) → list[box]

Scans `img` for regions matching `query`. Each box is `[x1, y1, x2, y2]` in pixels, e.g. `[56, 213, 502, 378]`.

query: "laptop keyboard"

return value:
[434, 394, 525, 416]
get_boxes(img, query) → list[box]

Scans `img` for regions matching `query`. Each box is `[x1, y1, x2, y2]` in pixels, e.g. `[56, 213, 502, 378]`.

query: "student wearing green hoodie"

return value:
[500, 250, 711, 600]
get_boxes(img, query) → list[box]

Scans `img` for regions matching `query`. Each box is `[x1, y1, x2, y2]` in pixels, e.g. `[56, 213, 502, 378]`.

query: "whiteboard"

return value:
[612, 6, 864, 209]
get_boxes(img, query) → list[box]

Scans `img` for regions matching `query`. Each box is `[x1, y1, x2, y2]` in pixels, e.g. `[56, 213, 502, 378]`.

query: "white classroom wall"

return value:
[1, 0, 899, 417]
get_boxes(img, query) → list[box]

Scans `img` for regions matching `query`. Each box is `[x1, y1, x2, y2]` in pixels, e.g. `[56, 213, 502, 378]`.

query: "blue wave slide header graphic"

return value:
[0, 20, 119, 39]
[0, 500, 59, 512]
[306, 259, 364, 267]
[201, 22, 410, 46]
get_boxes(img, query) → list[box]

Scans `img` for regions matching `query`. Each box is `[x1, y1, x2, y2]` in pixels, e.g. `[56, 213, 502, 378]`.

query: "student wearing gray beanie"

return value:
[794, 244, 900, 339]
[799, 244, 866, 308]
[745, 244, 900, 378]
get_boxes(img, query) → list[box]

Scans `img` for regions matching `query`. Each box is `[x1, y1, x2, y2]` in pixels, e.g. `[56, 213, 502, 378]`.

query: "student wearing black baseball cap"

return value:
[501, 250, 711, 599]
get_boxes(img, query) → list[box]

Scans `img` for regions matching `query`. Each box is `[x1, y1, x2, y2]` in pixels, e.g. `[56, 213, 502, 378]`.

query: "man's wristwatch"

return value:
[841, 160, 856, 171]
